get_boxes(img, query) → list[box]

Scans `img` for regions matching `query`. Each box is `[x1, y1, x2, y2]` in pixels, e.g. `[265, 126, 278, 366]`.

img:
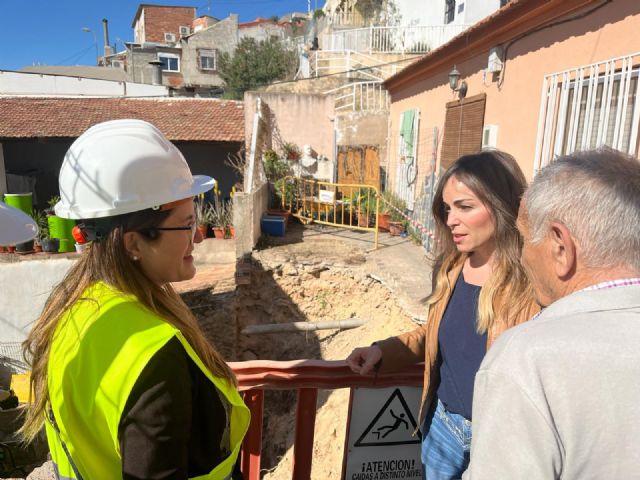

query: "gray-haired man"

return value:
[463, 149, 640, 479]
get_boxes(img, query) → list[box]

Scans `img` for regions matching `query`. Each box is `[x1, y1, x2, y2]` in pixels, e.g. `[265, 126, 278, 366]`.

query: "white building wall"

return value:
[463, 0, 503, 25]
[0, 71, 169, 97]
[394, 0, 445, 26]
[390, 0, 501, 26]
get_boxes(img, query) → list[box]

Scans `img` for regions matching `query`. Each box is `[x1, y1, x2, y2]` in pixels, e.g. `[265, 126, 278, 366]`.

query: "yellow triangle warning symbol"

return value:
[354, 388, 422, 447]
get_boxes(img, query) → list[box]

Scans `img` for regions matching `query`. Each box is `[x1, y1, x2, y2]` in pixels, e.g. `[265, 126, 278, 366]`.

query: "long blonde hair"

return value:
[21, 208, 235, 442]
[428, 151, 533, 334]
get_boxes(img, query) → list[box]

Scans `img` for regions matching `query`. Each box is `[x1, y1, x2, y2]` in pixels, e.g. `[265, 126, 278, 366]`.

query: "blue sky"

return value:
[0, 0, 317, 71]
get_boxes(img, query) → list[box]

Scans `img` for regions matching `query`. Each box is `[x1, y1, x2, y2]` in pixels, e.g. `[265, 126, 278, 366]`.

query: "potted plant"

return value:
[379, 191, 406, 232]
[32, 210, 46, 253]
[194, 199, 211, 238]
[225, 200, 235, 239]
[281, 142, 301, 161]
[33, 209, 59, 253]
[264, 149, 295, 217]
[388, 221, 405, 236]
[209, 197, 227, 239]
[351, 189, 377, 228]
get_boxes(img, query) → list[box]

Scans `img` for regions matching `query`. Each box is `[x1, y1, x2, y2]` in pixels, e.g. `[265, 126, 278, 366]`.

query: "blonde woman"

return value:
[347, 151, 539, 480]
[21, 120, 249, 479]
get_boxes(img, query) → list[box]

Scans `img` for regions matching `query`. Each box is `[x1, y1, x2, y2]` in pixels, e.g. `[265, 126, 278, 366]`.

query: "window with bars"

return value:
[534, 53, 640, 172]
[444, 0, 456, 24]
[560, 73, 638, 153]
[199, 49, 217, 71]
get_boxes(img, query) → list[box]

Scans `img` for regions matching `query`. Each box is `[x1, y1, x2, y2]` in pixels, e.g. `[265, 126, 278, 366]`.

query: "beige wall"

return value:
[388, 0, 640, 189]
[244, 91, 335, 161]
[335, 111, 388, 166]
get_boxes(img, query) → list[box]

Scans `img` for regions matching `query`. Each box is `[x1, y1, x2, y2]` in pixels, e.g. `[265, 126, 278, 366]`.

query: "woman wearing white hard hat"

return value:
[21, 120, 249, 479]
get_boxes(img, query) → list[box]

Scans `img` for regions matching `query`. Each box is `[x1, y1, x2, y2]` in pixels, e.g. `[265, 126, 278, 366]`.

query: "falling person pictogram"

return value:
[373, 410, 409, 439]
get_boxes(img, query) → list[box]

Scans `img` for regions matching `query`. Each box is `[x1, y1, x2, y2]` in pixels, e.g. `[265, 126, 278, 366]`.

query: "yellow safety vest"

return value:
[45, 281, 250, 479]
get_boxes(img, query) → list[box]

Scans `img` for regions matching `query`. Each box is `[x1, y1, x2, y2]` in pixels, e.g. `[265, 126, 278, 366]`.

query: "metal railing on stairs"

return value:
[325, 81, 389, 112]
[321, 24, 471, 54]
[233, 360, 424, 480]
[311, 50, 400, 80]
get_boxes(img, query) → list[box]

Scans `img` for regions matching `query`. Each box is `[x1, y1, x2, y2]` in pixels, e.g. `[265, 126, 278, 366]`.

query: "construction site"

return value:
[0, 216, 433, 479]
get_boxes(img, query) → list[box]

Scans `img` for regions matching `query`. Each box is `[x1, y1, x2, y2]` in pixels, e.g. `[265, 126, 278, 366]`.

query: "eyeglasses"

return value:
[138, 224, 197, 241]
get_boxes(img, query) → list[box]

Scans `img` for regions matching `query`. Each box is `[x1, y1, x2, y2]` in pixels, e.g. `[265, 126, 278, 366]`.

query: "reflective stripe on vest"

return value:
[46, 281, 250, 479]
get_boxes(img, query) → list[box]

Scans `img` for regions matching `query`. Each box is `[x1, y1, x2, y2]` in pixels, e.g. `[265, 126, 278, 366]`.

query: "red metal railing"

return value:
[230, 360, 424, 480]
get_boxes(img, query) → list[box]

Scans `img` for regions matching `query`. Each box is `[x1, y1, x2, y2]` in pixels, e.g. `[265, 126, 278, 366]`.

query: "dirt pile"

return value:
[234, 239, 418, 479]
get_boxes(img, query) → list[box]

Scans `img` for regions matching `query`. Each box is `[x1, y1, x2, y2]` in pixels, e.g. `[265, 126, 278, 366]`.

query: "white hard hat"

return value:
[0, 202, 37, 245]
[55, 119, 214, 219]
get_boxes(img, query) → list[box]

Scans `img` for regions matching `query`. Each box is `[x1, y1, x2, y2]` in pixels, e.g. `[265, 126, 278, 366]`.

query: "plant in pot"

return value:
[194, 198, 211, 238]
[32, 210, 45, 253]
[209, 197, 227, 239]
[225, 199, 235, 239]
[264, 149, 294, 217]
[377, 191, 395, 231]
[281, 142, 301, 161]
[380, 191, 407, 236]
[351, 189, 377, 228]
[32, 209, 59, 253]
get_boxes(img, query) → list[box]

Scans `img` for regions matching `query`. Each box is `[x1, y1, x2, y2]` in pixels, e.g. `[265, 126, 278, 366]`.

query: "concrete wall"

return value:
[0, 71, 168, 97]
[181, 15, 239, 88]
[387, 0, 640, 190]
[239, 23, 289, 42]
[234, 182, 269, 259]
[0, 237, 237, 345]
[391, 0, 499, 26]
[464, 0, 503, 25]
[0, 257, 75, 343]
[244, 91, 336, 162]
[127, 45, 184, 87]
[335, 111, 388, 168]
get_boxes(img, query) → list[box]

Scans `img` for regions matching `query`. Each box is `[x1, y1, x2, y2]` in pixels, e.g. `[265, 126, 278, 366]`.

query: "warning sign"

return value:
[342, 387, 423, 480]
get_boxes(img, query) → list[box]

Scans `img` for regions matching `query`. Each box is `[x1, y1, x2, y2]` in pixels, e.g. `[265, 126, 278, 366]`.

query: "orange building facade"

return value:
[384, 0, 640, 213]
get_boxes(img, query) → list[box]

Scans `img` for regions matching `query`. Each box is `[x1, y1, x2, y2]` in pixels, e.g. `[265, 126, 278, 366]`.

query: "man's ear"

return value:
[123, 231, 143, 260]
[548, 222, 576, 279]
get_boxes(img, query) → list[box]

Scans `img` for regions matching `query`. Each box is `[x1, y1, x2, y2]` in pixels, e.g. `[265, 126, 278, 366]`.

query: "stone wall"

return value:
[181, 15, 239, 88]
[234, 182, 269, 259]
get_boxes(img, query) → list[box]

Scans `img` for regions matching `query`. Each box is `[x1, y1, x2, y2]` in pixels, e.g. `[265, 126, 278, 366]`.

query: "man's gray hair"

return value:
[524, 148, 640, 271]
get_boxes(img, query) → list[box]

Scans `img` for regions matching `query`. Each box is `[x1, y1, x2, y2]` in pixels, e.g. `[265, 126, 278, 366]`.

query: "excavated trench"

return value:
[183, 240, 417, 479]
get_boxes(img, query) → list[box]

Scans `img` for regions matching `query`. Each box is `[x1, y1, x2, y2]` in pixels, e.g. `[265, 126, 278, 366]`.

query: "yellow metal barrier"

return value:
[279, 177, 379, 249]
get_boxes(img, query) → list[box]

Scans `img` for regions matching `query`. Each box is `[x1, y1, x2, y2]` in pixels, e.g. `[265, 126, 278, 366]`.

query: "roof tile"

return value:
[0, 97, 245, 142]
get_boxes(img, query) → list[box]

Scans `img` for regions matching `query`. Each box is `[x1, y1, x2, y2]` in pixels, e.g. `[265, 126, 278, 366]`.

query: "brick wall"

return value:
[140, 6, 196, 43]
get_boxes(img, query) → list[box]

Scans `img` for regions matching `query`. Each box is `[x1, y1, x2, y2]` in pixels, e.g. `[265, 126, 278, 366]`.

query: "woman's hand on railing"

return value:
[346, 345, 382, 375]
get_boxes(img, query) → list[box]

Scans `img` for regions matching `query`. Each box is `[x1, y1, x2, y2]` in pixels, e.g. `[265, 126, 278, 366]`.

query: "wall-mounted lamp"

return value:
[448, 66, 468, 99]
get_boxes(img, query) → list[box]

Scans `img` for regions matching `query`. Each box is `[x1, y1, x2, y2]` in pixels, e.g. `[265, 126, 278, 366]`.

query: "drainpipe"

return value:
[149, 61, 163, 85]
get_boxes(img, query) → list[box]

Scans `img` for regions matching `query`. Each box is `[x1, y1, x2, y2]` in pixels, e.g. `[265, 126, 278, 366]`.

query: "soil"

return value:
[233, 238, 418, 479]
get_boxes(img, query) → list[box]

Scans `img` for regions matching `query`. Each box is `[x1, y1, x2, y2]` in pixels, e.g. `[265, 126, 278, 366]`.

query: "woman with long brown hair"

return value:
[347, 150, 539, 479]
[21, 119, 249, 479]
